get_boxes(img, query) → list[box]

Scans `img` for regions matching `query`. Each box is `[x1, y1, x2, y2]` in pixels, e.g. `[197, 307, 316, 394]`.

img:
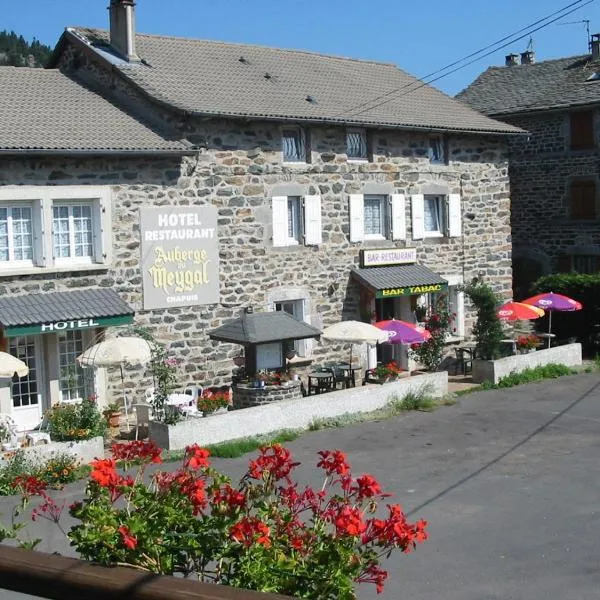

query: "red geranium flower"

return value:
[118, 525, 138, 550]
[355, 474, 382, 499]
[334, 506, 367, 537]
[184, 445, 211, 469]
[317, 449, 350, 476]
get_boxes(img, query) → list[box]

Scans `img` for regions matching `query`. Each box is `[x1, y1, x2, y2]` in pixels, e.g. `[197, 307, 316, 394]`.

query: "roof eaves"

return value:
[0, 147, 196, 156]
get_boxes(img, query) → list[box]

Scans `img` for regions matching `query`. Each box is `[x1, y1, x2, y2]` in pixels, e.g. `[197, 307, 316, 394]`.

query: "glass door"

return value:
[10, 335, 43, 431]
[57, 330, 94, 403]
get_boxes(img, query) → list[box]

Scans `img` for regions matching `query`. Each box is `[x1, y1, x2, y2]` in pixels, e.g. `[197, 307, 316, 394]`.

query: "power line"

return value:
[339, 0, 594, 119]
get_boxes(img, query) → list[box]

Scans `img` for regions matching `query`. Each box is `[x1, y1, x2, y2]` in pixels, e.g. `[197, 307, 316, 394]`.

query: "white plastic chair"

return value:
[133, 403, 151, 440]
[183, 385, 203, 401]
[0, 414, 20, 451]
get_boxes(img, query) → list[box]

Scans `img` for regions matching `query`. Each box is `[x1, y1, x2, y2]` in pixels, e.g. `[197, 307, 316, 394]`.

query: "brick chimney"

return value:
[520, 50, 535, 65]
[109, 0, 138, 61]
[505, 53, 520, 67]
[591, 33, 600, 60]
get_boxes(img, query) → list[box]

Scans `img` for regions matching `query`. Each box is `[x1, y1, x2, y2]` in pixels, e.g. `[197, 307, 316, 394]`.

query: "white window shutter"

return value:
[349, 194, 364, 242]
[303, 195, 322, 245]
[391, 194, 406, 240]
[448, 194, 462, 237]
[455, 288, 465, 338]
[272, 196, 288, 247]
[411, 194, 425, 240]
[91, 198, 106, 264]
[31, 199, 46, 267]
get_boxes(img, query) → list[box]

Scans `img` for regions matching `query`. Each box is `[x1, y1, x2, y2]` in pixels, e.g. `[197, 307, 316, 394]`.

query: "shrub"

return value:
[463, 282, 504, 360]
[410, 294, 453, 371]
[46, 396, 106, 442]
[516, 334, 540, 351]
[198, 387, 231, 413]
[12, 441, 428, 598]
[41, 453, 80, 487]
[373, 360, 403, 380]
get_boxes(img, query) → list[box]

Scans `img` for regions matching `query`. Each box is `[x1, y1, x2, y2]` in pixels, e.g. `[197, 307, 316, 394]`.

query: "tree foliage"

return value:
[463, 282, 504, 360]
[0, 30, 52, 68]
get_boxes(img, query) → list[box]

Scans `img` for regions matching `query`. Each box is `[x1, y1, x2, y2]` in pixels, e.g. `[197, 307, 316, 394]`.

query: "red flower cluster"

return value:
[184, 444, 211, 470]
[111, 440, 162, 464]
[317, 449, 350, 476]
[334, 505, 367, 537]
[12, 475, 47, 496]
[118, 525, 138, 550]
[357, 564, 388, 594]
[517, 334, 539, 350]
[89, 458, 134, 502]
[212, 483, 246, 514]
[154, 469, 208, 514]
[229, 516, 271, 548]
[362, 504, 428, 551]
[354, 474, 384, 500]
[248, 443, 298, 481]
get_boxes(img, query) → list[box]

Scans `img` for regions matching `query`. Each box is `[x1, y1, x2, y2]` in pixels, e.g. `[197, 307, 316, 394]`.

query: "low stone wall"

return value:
[4, 436, 105, 465]
[472, 343, 582, 384]
[233, 381, 303, 408]
[149, 372, 447, 451]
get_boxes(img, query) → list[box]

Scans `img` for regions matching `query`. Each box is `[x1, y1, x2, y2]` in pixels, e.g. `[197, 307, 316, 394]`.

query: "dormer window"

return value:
[428, 136, 446, 164]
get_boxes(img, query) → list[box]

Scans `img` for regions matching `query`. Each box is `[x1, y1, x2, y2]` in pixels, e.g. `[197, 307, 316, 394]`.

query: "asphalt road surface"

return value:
[2, 373, 600, 599]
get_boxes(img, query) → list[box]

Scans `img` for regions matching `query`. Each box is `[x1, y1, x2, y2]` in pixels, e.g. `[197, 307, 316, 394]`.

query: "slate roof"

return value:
[63, 27, 521, 135]
[0, 67, 192, 153]
[0, 289, 134, 327]
[457, 54, 600, 116]
[351, 264, 447, 293]
[208, 310, 322, 345]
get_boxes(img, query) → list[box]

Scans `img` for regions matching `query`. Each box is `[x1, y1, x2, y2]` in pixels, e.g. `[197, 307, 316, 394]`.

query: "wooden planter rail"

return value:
[0, 545, 292, 600]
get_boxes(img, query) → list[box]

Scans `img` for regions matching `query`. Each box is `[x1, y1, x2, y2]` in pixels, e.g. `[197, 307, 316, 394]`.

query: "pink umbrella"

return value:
[521, 292, 583, 344]
[374, 319, 432, 345]
[497, 302, 545, 322]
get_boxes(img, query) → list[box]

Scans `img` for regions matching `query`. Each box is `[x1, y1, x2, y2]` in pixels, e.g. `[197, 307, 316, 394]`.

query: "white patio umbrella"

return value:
[321, 320, 389, 366]
[77, 337, 153, 427]
[0, 352, 29, 378]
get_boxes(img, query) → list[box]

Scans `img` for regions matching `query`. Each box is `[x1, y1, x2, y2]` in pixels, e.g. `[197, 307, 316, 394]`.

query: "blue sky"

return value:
[3, 0, 600, 95]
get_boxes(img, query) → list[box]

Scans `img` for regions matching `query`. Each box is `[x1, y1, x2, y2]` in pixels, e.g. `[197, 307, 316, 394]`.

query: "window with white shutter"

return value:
[272, 195, 322, 247]
[391, 194, 406, 240]
[349, 194, 365, 242]
[303, 195, 322, 245]
[411, 194, 425, 240]
[272, 196, 289, 247]
[447, 194, 462, 237]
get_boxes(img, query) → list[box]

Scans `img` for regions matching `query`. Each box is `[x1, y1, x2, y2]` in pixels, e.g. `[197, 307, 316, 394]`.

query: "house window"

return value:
[0, 206, 34, 264]
[0, 186, 111, 275]
[573, 255, 600, 273]
[417, 284, 464, 341]
[287, 197, 302, 243]
[364, 195, 388, 239]
[53, 204, 94, 262]
[57, 330, 93, 403]
[428, 136, 446, 164]
[569, 179, 596, 219]
[424, 195, 445, 236]
[275, 300, 305, 357]
[346, 129, 368, 160]
[282, 128, 307, 162]
[570, 111, 595, 150]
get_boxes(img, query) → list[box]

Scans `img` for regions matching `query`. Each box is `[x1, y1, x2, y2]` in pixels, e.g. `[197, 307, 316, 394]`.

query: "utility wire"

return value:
[340, 0, 594, 118]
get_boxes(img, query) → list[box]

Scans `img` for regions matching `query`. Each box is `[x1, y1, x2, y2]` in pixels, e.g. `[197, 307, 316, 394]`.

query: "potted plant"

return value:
[197, 387, 231, 416]
[103, 402, 122, 428]
[516, 334, 539, 354]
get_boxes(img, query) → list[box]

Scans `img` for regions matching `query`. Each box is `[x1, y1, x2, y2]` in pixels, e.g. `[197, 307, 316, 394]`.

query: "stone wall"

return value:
[233, 381, 303, 408]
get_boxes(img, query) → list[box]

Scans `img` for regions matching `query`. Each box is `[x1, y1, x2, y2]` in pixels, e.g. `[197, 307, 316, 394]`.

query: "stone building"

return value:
[458, 39, 600, 298]
[0, 0, 520, 431]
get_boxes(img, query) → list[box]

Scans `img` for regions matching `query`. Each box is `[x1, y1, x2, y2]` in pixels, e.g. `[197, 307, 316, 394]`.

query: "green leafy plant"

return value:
[463, 282, 504, 360]
[410, 294, 453, 371]
[516, 335, 539, 351]
[198, 387, 231, 414]
[479, 364, 576, 390]
[46, 396, 106, 442]
[372, 360, 403, 380]
[41, 453, 80, 487]
[13, 441, 428, 598]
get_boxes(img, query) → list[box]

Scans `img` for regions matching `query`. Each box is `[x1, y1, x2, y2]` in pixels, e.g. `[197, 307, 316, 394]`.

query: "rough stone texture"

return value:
[12, 436, 105, 465]
[501, 110, 600, 294]
[471, 343, 582, 384]
[149, 371, 448, 450]
[233, 381, 302, 408]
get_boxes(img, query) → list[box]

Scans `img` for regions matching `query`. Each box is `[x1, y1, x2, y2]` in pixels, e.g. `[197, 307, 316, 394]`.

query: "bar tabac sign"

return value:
[140, 207, 219, 310]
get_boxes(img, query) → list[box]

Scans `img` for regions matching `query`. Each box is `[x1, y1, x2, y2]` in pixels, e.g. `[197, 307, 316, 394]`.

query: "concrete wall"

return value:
[2, 436, 105, 465]
[472, 343, 582, 384]
[149, 372, 448, 450]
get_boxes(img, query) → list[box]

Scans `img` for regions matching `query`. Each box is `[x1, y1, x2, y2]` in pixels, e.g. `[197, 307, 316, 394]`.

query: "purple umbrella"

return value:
[374, 320, 431, 345]
[521, 292, 583, 345]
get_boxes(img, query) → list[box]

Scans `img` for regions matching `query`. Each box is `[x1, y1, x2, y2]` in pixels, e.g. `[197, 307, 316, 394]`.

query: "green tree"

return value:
[463, 282, 504, 360]
[0, 30, 52, 68]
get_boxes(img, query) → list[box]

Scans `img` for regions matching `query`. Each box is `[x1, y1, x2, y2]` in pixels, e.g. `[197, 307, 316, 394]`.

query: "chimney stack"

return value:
[109, 0, 138, 61]
[520, 50, 535, 65]
[591, 33, 600, 60]
[505, 53, 520, 67]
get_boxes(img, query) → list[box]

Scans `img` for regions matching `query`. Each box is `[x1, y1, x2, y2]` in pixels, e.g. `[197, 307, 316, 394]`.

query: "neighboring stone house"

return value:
[0, 0, 520, 431]
[458, 40, 600, 298]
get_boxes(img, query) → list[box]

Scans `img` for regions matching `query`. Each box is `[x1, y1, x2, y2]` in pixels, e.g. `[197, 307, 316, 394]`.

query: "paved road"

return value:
[2, 373, 600, 599]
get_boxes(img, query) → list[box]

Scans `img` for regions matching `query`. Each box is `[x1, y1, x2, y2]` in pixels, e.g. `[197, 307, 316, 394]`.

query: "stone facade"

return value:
[494, 110, 600, 297]
[233, 381, 303, 408]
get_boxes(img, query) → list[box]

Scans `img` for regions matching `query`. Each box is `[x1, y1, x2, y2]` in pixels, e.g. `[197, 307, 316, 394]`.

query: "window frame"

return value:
[282, 127, 308, 163]
[569, 110, 595, 151]
[0, 203, 35, 267]
[0, 186, 112, 276]
[363, 194, 389, 240]
[423, 194, 446, 238]
[568, 178, 597, 220]
[428, 136, 446, 164]
[346, 128, 369, 161]
[286, 196, 302, 245]
[52, 201, 95, 266]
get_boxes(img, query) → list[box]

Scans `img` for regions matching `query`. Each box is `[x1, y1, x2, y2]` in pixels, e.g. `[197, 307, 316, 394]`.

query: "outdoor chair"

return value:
[325, 364, 348, 390]
[133, 403, 151, 440]
[0, 413, 20, 451]
[25, 414, 51, 447]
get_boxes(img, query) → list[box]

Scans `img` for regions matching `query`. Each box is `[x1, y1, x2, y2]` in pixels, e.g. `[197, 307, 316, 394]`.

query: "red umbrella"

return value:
[374, 319, 432, 345]
[497, 302, 545, 322]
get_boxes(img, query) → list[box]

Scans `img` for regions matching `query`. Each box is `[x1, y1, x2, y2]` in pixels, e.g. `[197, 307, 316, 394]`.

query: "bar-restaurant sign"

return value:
[376, 283, 447, 299]
[4, 315, 134, 337]
[140, 207, 220, 310]
[360, 248, 417, 268]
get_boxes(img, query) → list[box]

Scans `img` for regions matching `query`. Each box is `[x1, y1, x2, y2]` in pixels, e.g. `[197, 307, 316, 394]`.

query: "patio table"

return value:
[331, 362, 359, 388]
[308, 372, 334, 395]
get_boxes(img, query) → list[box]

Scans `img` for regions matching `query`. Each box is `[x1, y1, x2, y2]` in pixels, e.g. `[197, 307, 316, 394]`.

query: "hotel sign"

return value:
[376, 283, 447, 299]
[4, 315, 134, 337]
[360, 248, 417, 268]
[140, 207, 220, 310]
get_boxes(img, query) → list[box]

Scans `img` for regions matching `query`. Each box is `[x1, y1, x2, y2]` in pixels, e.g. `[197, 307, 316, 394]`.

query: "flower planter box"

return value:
[8, 435, 105, 465]
[149, 372, 447, 451]
[472, 343, 582, 384]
